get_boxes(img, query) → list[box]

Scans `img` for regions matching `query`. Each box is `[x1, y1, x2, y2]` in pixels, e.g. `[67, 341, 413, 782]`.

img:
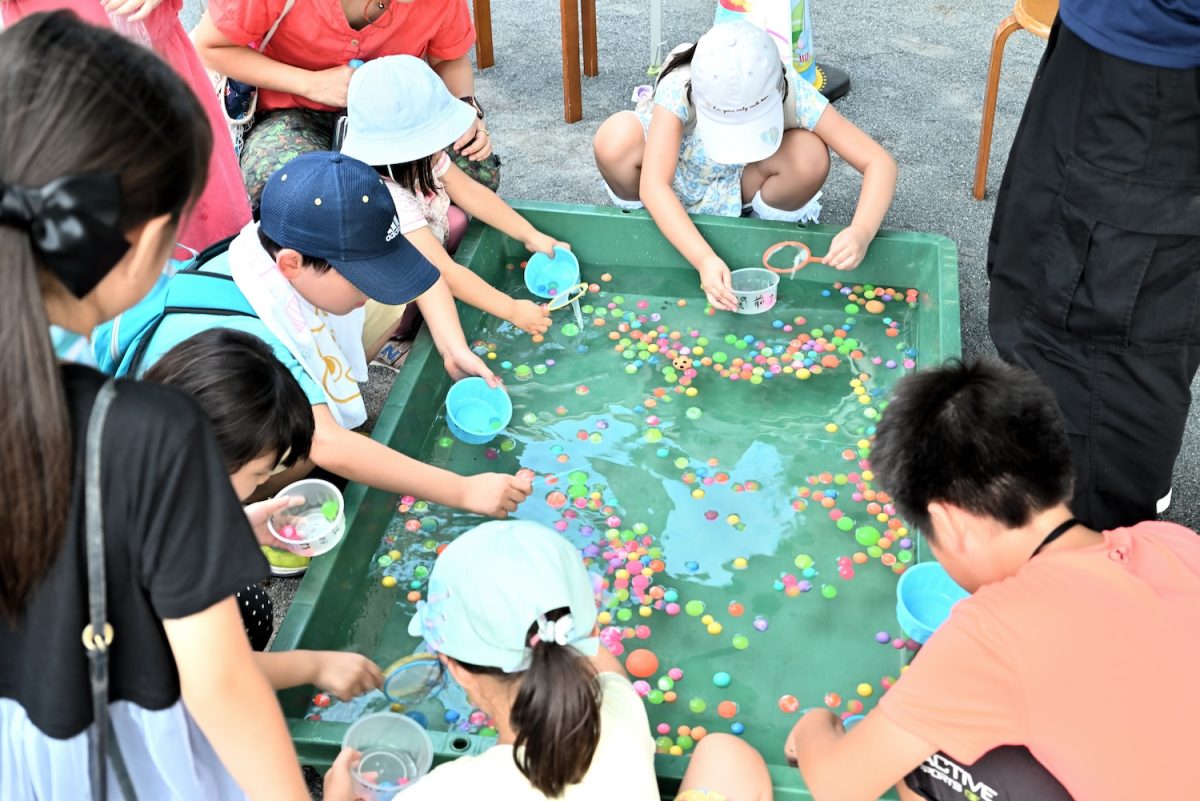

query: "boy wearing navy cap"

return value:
[106, 152, 532, 548]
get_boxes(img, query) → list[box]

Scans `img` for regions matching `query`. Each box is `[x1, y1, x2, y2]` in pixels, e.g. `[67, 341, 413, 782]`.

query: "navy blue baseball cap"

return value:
[259, 151, 439, 305]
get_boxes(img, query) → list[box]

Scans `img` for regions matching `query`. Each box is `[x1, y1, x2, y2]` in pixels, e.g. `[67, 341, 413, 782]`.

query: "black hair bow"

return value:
[0, 173, 130, 297]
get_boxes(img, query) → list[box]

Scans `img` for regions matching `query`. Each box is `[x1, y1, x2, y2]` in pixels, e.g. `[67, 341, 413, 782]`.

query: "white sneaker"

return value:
[1156, 489, 1172, 515]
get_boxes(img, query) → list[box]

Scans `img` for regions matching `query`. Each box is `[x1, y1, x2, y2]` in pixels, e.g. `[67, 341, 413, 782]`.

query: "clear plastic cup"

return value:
[266, 478, 346, 557]
[343, 713, 434, 800]
[730, 268, 779, 315]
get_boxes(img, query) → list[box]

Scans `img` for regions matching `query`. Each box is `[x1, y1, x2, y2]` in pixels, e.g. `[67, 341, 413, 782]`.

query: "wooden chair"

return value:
[972, 0, 1058, 199]
[472, 0, 598, 124]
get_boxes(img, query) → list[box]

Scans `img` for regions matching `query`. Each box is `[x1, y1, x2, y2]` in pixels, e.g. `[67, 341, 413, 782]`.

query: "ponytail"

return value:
[0, 12, 210, 620]
[457, 608, 602, 797]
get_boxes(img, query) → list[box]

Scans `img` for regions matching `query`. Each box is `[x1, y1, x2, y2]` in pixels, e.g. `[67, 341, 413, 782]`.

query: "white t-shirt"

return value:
[405, 672, 659, 800]
[385, 152, 453, 247]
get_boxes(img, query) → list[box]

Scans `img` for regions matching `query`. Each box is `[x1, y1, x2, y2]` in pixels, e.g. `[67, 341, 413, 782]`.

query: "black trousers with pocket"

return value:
[905, 746, 1074, 801]
[987, 20, 1200, 531]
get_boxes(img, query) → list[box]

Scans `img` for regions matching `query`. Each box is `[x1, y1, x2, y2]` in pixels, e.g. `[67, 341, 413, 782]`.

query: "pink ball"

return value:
[635, 625, 651, 639]
[665, 603, 681, 615]
[657, 723, 671, 735]
[668, 667, 684, 680]
[633, 680, 651, 697]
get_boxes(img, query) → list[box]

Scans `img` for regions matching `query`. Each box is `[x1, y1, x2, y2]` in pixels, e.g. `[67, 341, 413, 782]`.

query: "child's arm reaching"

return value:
[309, 404, 532, 517]
[254, 650, 384, 700]
[639, 106, 739, 312]
[404, 224, 550, 335]
[811, 106, 897, 270]
[442, 163, 568, 259]
[414, 277, 508, 385]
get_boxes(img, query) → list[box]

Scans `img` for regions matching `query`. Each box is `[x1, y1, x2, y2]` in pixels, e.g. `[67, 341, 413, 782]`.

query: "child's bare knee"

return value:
[593, 112, 644, 169]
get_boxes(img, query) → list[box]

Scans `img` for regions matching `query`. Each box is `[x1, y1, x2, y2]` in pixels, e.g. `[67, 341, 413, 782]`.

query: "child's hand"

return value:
[462, 472, 533, 518]
[444, 348, 502, 388]
[507, 299, 552, 335]
[323, 748, 363, 801]
[304, 65, 354, 108]
[314, 651, 384, 701]
[698, 255, 738, 312]
[524, 233, 568, 258]
[103, 0, 164, 20]
[244, 495, 304, 547]
[824, 225, 871, 271]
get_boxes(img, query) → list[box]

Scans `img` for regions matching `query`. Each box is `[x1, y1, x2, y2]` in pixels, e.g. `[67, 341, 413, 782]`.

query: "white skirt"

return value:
[0, 697, 249, 801]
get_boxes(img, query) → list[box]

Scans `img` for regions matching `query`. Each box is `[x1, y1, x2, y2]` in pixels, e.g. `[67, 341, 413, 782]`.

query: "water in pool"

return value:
[306, 266, 923, 764]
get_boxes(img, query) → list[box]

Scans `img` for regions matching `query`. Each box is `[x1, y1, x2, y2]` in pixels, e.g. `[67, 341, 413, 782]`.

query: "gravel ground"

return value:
[177, 0, 1200, 789]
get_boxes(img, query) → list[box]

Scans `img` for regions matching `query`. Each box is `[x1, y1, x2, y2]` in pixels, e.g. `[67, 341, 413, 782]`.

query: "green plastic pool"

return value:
[272, 202, 960, 798]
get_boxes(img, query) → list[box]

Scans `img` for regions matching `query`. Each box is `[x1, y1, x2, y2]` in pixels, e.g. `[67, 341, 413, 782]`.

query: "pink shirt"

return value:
[209, 0, 475, 112]
[878, 521, 1200, 800]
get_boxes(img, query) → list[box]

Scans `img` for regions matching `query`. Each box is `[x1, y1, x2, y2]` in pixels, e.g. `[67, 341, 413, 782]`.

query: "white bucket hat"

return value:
[690, 20, 787, 165]
[407, 520, 600, 673]
[341, 55, 479, 166]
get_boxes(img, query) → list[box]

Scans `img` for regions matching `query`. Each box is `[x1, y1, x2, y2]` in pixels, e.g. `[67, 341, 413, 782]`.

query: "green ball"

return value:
[438, 436, 454, 448]
[617, 608, 633, 621]
[867, 545, 883, 558]
[561, 323, 580, 337]
[647, 690, 665, 705]
[479, 726, 498, 738]
[685, 600, 706, 616]
[794, 554, 814, 569]
[688, 697, 707, 713]
[732, 635, 749, 650]
[645, 429, 664, 443]
[657, 677, 675, 691]
[855, 526, 881, 547]
[820, 584, 838, 599]
[676, 735, 695, 751]
[836, 517, 855, 532]
[656, 736, 674, 751]
[321, 500, 339, 521]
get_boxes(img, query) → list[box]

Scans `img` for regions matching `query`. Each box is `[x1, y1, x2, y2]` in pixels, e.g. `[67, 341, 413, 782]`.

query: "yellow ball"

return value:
[685, 387, 698, 397]
[381, 576, 398, 588]
[706, 622, 723, 635]
[797, 368, 812, 380]
[862, 470, 875, 481]
[691, 488, 706, 499]
[597, 611, 612, 625]
[486, 352, 497, 360]
[856, 683, 874, 698]
[733, 556, 749, 569]
[388, 549, 402, 560]
[616, 568, 630, 579]
[824, 423, 838, 433]
[639, 606, 653, 618]
[701, 614, 714, 625]
[668, 745, 684, 756]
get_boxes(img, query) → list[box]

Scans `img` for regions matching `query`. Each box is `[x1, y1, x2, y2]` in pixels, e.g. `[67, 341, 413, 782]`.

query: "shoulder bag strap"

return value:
[260, 0, 297, 52]
[83, 381, 138, 801]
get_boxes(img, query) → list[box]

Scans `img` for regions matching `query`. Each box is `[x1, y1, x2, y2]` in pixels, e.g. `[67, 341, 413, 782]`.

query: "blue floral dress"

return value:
[635, 52, 829, 217]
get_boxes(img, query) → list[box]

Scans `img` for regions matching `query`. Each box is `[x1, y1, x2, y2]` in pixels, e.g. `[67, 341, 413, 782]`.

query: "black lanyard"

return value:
[1030, 517, 1079, 559]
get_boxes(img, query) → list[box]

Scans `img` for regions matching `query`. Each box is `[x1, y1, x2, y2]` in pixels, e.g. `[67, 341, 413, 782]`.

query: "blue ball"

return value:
[405, 711, 429, 728]
[685, 561, 700, 572]
[444, 709, 461, 724]
[731, 722, 745, 735]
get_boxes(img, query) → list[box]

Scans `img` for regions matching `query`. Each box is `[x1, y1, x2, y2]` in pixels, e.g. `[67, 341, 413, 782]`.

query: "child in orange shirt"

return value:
[788, 360, 1200, 801]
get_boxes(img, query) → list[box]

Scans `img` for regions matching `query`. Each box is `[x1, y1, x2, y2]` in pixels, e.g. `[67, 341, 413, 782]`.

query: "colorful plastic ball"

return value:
[717, 701, 739, 718]
[730, 722, 746, 735]
[712, 671, 732, 688]
[731, 634, 749, 650]
[688, 697, 708, 714]
[846, 700, 864, 714]
[856, 683, 874, 698]
[820, 584, 838, 599]
[685, 600, 706, 616]
[778, 695, 800, 713]
[624, 647, 662, 681]
[753, 616, 769, 631]
[824, 692, 842, 708]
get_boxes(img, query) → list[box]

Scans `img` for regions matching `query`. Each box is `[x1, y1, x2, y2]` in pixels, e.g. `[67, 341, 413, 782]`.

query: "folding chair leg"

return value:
[582, 0, 598, 77]
[560, 0, 583, 122]
[474, 0, 494, 69]
[973, 15, 1021, 200]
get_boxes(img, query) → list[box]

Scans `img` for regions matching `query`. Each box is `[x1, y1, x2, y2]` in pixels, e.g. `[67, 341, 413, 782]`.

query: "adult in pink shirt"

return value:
[788, 360, 1200, 801]
[0, 0, 252, 253]
[192, 0, 499, 209]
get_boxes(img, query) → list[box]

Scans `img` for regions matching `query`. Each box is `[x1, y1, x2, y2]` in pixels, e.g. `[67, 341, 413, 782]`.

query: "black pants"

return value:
[905, 746, 1074, 801]
[987, 20, 1200, 531]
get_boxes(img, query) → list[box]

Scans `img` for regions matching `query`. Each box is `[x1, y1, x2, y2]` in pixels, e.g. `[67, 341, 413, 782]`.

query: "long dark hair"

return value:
[143, 329, 315, 473]
[457, 608, 602, 797]
[0, 11, 210, 620]
[375, 156, 441, 198]
[656, 41, 790, 107]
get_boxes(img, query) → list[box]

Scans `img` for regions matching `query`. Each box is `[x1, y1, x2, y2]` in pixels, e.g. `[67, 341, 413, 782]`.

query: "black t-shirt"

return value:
[0, 365, 268, 738]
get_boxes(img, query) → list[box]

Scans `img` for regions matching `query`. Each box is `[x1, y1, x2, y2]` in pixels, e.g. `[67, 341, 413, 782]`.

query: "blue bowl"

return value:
[445, 377, 512, 445]
[524, 246, 580, 300]
[895, 562, 969, 644]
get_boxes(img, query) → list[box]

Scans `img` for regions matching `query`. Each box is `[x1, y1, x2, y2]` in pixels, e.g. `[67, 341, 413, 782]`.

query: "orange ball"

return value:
[691, 726, 708, 740]
[625, 648, 659, 678]
[717, 701, 739, 718]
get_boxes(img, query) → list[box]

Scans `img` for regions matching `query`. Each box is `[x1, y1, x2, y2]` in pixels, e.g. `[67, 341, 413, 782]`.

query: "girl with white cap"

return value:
[324, 519, 774, 801]
[593, 20, 896, 314]
[342, 55, 567, 337]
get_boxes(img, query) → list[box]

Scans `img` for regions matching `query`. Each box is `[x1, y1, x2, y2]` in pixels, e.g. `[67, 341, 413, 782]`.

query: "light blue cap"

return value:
[342, 55, 479, 167]
[407, 520, 600, 673]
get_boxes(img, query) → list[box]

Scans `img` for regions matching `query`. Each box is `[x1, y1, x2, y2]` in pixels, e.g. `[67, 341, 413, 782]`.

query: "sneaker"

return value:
[1157, 489, 1173, 515]
[262, 545, 310, 577]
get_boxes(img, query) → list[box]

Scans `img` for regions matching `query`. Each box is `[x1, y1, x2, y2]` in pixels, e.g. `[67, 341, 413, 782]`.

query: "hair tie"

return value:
[531, 613, 575, 648]
[0, 173, 129, 297]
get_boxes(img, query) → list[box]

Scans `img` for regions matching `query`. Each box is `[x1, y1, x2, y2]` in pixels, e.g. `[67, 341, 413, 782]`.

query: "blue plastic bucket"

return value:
[444, 377, 513, 445]
[895, 562, 969, 644]
[524, 247, 580, 300]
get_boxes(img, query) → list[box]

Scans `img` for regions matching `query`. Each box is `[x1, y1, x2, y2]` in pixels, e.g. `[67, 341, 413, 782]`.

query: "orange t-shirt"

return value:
[210, 0, 475, 112]
[878, 521, 1200, 801]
